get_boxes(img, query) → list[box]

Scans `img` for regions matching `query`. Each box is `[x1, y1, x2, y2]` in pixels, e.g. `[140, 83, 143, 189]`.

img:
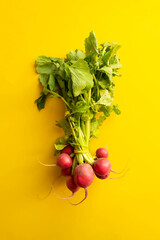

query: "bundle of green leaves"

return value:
[35, 31, 121, 167]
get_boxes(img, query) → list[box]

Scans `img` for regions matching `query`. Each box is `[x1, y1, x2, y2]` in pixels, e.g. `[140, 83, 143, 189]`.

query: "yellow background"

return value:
[0, 0, 160, 239]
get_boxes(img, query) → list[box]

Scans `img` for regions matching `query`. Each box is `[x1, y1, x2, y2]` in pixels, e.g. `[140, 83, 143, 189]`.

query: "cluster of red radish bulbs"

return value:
[41, 145, 121, 205]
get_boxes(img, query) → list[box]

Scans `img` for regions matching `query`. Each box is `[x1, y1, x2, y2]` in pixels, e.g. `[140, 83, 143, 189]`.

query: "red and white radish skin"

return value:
[96, 148, 109, 158]
[66, 176, 80, 193]
[74, 163, 94, 188]
[39, 153, 72, 169]
[57, 153, 72, 169]
[68, 163, 94, 205]
[61, 145, 74, 155]
[93, 158, 111, 176]
[61, 167, 71, 176]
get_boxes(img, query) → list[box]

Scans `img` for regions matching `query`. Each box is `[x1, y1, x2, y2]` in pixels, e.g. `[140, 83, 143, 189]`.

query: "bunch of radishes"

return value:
[42, 145, 119, 205]
[35, 32, 123, 204]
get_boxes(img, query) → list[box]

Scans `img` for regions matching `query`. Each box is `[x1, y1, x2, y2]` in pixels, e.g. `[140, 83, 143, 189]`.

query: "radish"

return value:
[39, 153, 72, 169]
[67, 164, 94, 205]
[74, 163, 94, 188]
[61, 167, 71, 176]
[57, 153, 72, 169]
[66, 176, 80, 193]
[93, 158, 111, 176]
[62, 145, 74, 155]
[96, 148, 109, 158]
[94, 158, 129, 179]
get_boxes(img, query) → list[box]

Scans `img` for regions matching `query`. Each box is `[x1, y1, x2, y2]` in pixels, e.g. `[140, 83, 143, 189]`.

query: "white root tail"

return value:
[108, 169, 130, 179]
[69, 188, 88, 206]
[52, 186, 75, 199]
[110, 158, 130, 174]
[52, 176, 75, 200]
[37, 185, 53, 200]
[39, 161, 56, 167]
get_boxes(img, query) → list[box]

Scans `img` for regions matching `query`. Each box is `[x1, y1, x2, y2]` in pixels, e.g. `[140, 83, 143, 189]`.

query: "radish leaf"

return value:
[69, 59, 93, 97]
[85, 31, 98, 56]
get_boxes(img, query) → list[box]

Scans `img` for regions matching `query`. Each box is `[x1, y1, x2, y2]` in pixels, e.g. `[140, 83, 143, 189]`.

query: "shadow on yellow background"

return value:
[0, 0, 160, 239]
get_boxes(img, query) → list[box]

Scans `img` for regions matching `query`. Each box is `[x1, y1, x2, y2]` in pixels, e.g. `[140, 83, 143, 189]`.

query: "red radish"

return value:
[61, 167, 71, 176]
[68, 164, 94, 205]
[57, 153, 72, 169]
[62, 145, 74, 155]
[39, 153, 72, 169]
[66, 176, 80, 193]
[96, 148, 108, 158]
[74, 163, 94, 188]
[66, 176, 89, 205]
[93, 158, 111, 176]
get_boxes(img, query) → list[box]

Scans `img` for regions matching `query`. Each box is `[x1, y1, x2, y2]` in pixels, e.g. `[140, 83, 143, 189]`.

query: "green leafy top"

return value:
[69, 59, 93, 97]
[85, 31, 98, 56]
[35, 31, 122, 156]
